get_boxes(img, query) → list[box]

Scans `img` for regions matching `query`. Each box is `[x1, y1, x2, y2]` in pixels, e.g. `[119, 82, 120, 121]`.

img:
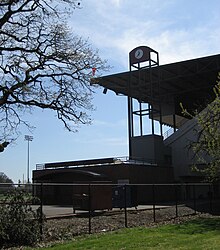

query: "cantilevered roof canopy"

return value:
[95, 54, 220, 116]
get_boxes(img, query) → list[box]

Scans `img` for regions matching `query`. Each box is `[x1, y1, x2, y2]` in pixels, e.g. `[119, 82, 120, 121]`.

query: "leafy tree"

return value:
[181, 74, 220, 183]
[0, 172, 13, 194]
[0, 0, 108, 142]
[0, 190, 42, 247]
[0, 172, 13, 184]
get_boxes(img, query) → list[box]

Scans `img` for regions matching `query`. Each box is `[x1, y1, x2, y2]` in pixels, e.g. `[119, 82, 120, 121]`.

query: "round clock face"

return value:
[135, 49, 144, 59]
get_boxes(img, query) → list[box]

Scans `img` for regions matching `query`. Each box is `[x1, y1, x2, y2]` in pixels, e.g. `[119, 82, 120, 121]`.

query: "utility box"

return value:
[112, 185, 138, 208]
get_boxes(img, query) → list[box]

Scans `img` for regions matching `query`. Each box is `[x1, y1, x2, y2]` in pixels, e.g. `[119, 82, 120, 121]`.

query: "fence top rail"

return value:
[0, 182, 218, 187]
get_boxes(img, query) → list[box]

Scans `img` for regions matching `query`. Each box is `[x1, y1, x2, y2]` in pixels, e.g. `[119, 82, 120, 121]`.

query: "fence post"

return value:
[40, 183, 43, 238]
[124, 184, 128, 228]
[152, 184, 156, 222]
[193, 184, 196, 215]
[175, 184, 178, 218]
[88, 184, 91, 234]
[209, 184, 213, 213]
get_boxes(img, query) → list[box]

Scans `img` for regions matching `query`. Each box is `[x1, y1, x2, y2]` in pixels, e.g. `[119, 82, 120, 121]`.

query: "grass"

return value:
[31, 217, 220, 250]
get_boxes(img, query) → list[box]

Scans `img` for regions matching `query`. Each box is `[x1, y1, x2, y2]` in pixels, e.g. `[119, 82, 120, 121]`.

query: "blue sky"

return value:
[2, 0, 220, 183]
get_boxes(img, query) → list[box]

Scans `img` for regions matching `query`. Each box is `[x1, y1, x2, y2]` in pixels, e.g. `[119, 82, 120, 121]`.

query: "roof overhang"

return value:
[93, 54, 220, 116]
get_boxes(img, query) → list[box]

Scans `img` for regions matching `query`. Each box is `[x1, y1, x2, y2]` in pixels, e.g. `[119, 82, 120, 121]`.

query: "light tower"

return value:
[25, 135, 33, 183]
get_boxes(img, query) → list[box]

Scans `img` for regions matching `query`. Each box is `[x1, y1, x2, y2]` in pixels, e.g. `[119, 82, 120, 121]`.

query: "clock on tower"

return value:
[129, 46, 151, 65]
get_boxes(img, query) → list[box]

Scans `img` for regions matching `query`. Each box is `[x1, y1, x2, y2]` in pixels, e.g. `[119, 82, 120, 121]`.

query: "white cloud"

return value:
[96, 24, 220, 68]
[72, 134, 128, 147]
[69, 0, 220, 70]
[111, 0, 122, 8]
[93, 119, 127, 128]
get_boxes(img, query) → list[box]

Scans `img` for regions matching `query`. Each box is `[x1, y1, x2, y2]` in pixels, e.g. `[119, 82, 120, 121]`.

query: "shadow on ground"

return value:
[186, 199, 220, 216]
[174, 217, 220, 234]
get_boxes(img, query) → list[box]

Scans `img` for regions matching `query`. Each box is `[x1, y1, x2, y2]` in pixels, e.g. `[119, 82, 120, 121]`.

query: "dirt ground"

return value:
[42, 204, 219, 244]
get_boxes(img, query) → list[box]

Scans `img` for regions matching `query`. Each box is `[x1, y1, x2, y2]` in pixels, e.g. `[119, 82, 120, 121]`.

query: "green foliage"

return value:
[0, 189, 42, 248]
[182, 73, 220, 183]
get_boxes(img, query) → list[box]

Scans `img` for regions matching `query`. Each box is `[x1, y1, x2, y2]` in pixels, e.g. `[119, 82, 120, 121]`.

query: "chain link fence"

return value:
[0, 182, 219, 238]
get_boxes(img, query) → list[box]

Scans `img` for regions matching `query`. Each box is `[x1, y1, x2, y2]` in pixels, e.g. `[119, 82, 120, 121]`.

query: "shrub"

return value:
[0, 189, 43, 247]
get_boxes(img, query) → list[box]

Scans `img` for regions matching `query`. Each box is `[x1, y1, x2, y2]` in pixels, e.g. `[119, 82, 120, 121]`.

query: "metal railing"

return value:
[163, 127, 176, 140]
[36, 156, 156, 170]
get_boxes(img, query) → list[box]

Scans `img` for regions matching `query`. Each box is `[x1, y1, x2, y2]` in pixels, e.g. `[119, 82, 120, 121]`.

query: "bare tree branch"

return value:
[0, 0, 109, 141]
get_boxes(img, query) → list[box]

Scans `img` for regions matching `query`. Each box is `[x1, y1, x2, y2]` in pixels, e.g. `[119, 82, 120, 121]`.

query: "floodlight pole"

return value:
[25, 135, 33, 183]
